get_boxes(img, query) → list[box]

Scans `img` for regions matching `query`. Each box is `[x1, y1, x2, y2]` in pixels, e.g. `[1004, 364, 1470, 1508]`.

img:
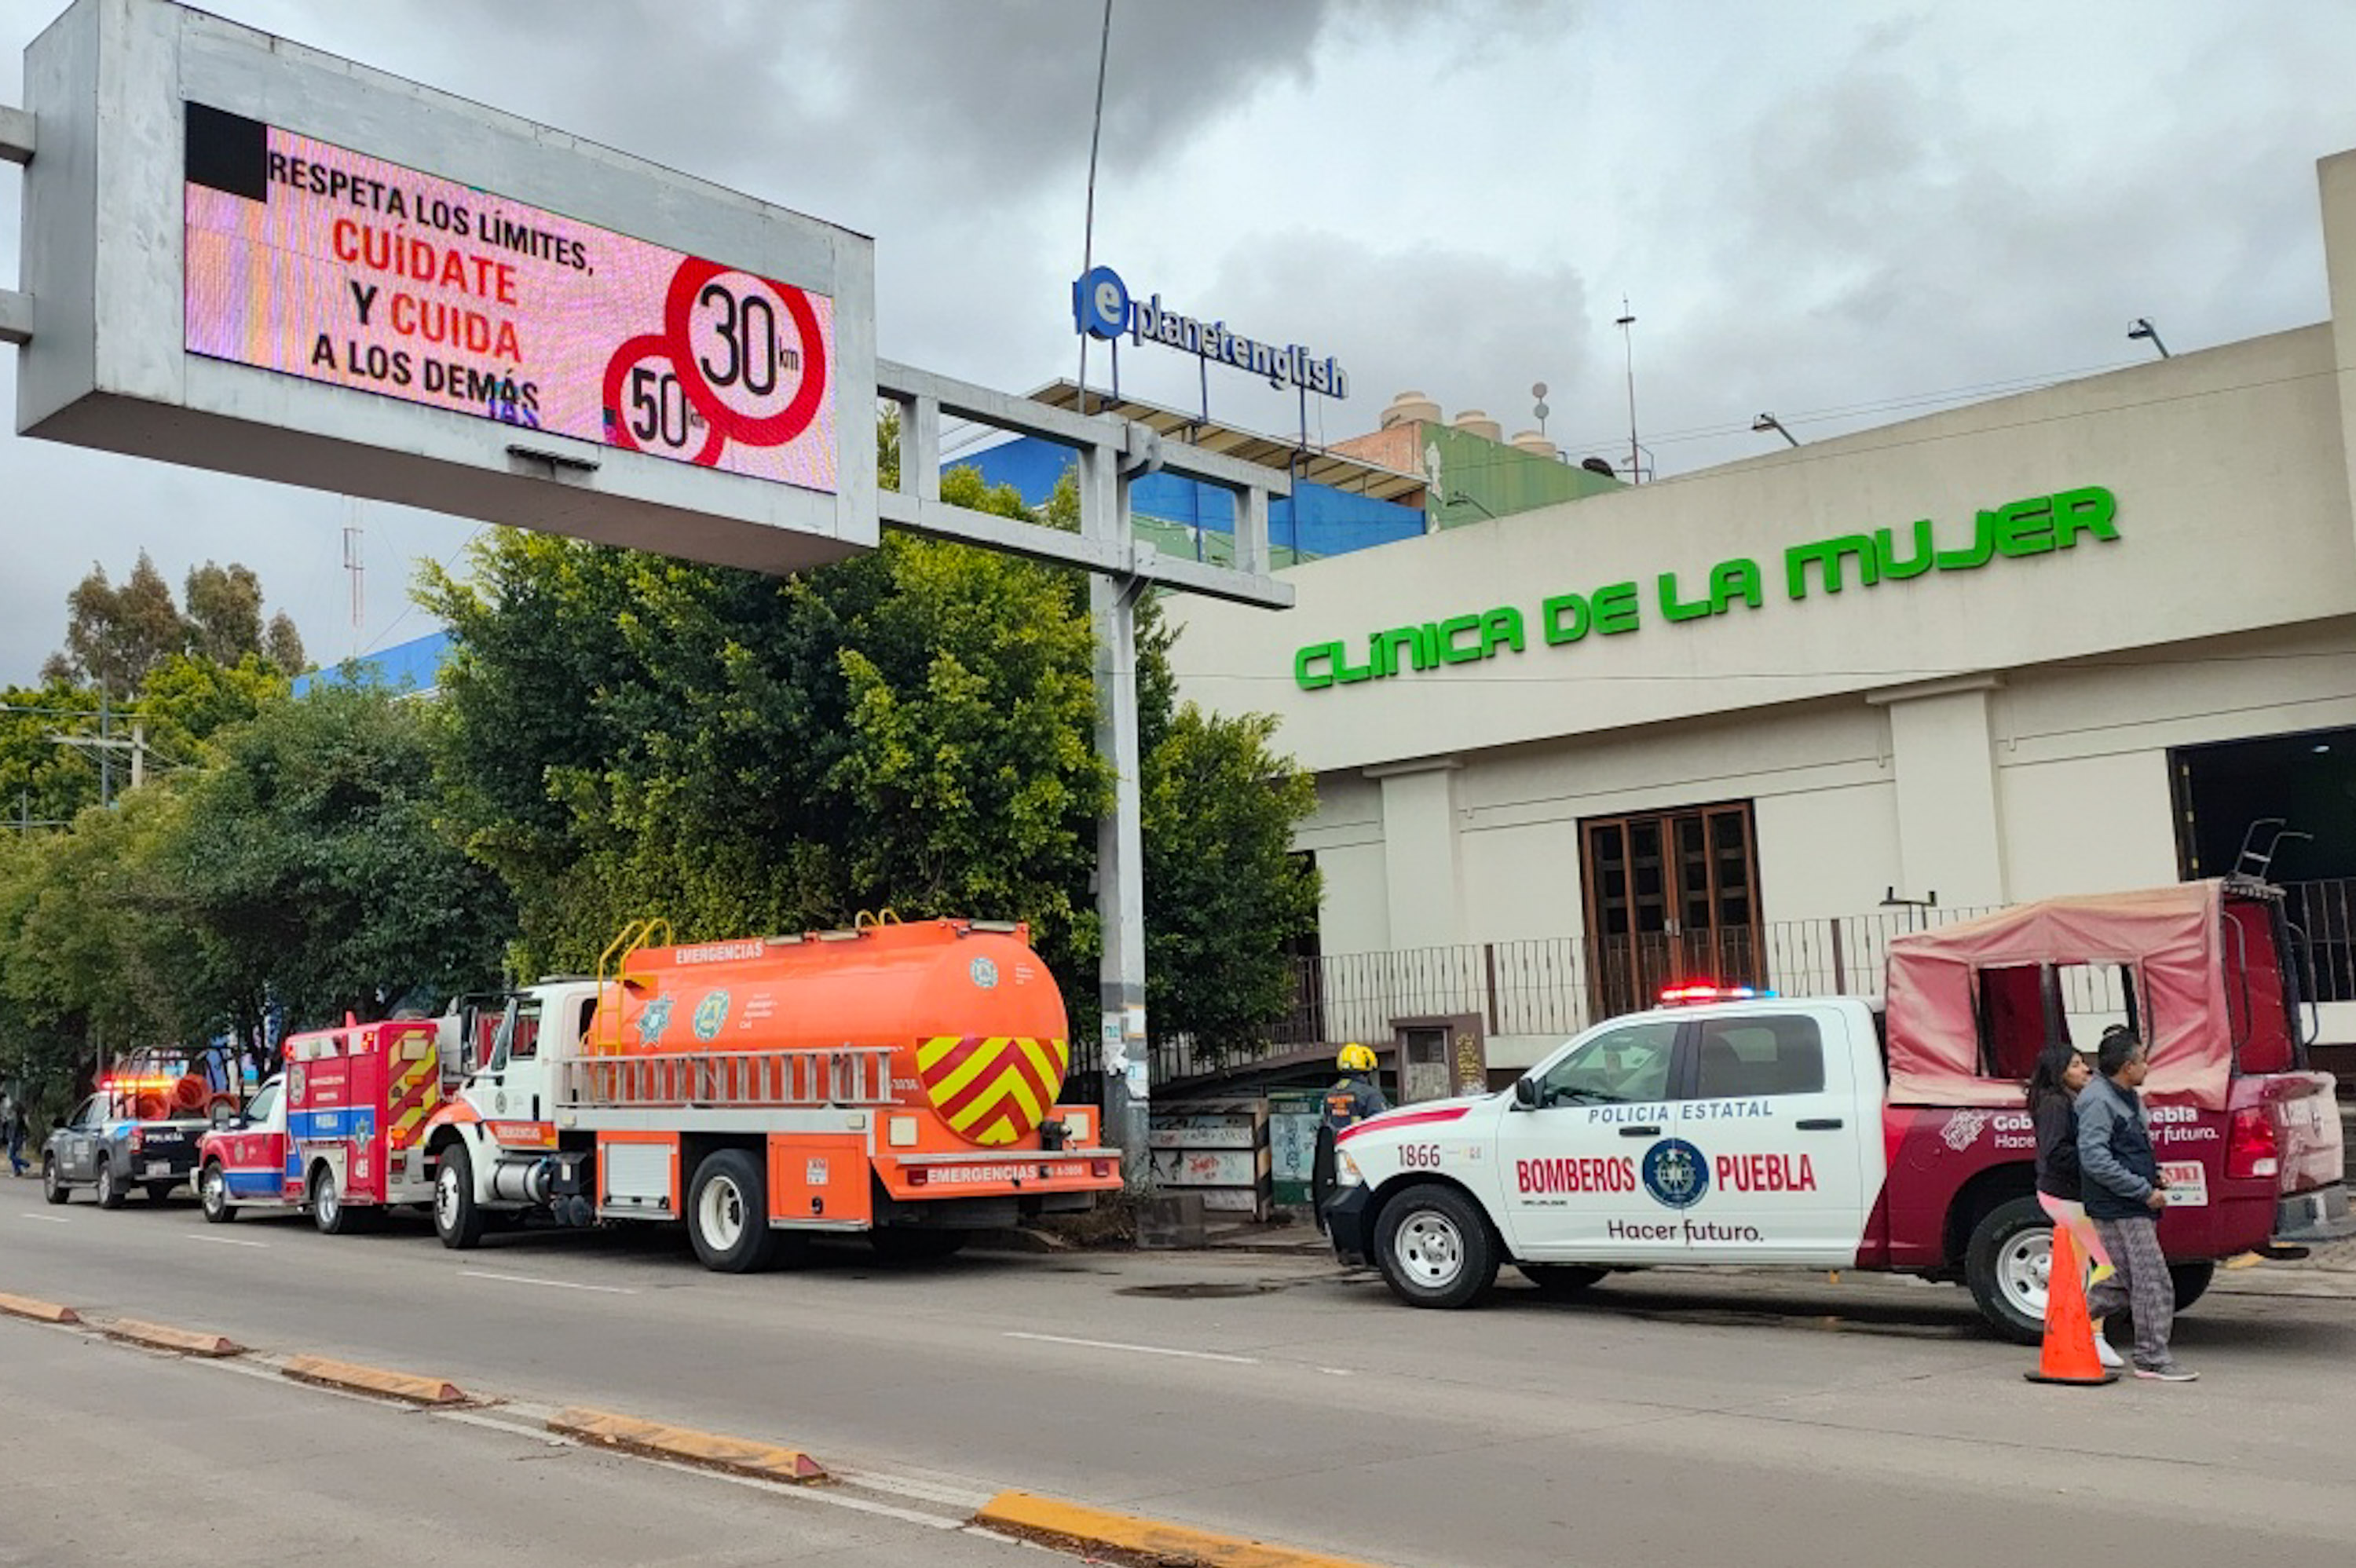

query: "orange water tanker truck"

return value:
[418, 916, 1121, 1270]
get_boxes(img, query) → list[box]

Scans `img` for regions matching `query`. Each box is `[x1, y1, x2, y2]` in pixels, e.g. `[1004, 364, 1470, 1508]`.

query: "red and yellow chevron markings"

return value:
[915, 1035, 1071, 1146]
[387, 1028, 443, 1150]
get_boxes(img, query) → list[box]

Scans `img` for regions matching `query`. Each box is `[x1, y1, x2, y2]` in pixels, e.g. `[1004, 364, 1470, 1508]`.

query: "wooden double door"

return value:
[1582, 802, 1764, 1018]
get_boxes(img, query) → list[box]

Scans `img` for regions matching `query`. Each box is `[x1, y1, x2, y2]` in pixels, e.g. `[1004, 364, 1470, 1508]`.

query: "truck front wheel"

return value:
[199, 1161, 235, 1223]
[1374, 1183, 1498, 1309]
[434, 1144, 487, 1251]
[688, 1150, 778, 1274]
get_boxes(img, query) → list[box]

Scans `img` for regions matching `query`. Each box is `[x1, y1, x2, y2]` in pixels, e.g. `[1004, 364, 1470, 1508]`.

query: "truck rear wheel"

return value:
[1374, 1183, 1498, 1309]
[2169, 1261, 2215, 1312]
[199, 1161, 235, 1223]
[688, 1150, 778, 1274]
[313, 1166, 355, 1236]
[1963, 1195, 2050, 1344]
[42, 1154, 68, 1204]
[96, 1158, 125, 1211]
[434, 1143, 487, 1251]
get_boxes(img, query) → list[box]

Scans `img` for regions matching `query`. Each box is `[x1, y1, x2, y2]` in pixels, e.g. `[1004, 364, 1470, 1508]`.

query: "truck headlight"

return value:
[1335, 1151, 1364, 1188]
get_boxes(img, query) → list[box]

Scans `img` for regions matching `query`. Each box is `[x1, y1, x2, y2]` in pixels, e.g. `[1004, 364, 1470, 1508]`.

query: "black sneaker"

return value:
[2133, 1361, 2198, 1383]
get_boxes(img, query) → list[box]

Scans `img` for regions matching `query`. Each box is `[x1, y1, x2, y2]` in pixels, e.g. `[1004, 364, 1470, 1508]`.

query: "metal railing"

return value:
[2283, 877, 2356, 1005]
[1261, 904, 2001, 1051]
[558, 1047, 899, 1109]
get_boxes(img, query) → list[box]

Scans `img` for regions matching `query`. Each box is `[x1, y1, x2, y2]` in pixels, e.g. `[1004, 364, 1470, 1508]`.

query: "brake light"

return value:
[906, 1166, 927, 1187]
[129, 1127, 144, 1153]
[2226, 1108, 2280, 1180]
[1091, 1160, 1113, 1179]
[1658, 983, 1780, 1006]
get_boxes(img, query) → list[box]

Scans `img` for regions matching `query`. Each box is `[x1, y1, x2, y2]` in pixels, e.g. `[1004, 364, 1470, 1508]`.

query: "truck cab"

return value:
[196, 1076, 291, 1222]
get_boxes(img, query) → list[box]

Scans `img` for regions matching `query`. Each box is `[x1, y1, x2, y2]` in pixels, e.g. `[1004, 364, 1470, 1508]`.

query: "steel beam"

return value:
[0, 103, 31, 165]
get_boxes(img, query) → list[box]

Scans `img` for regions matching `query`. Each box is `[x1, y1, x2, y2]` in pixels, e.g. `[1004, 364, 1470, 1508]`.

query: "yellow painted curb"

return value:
[102, 1318, 245, 1358]
[0, 1292, 81, 1325]
[281, 1354, 475, 1407]
[548, 1406, 829, 1485]
[974, 1489, 1383, 1567]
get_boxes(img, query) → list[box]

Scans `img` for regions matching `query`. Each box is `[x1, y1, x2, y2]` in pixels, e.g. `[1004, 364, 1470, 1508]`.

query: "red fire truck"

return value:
[196, 1018, 444, 1232]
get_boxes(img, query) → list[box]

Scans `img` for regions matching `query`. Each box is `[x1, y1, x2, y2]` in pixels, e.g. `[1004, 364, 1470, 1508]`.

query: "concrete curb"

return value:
[547, 1406, 829, 1486]
[0, 1292, 81, 1325]
[974, 1489, 1382, 1567]
[101, 1318, 245, 1358]
[281, 1354, 477, 1407]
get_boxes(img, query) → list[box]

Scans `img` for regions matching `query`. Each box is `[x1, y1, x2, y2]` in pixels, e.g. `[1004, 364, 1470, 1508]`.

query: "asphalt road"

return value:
[0, 1314, 1036, 1566]
[4, 1187, 2354, 1568]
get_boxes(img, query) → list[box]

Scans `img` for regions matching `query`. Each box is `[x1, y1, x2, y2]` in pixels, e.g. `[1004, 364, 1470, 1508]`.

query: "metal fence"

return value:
[1264, 904, 2000, 1050]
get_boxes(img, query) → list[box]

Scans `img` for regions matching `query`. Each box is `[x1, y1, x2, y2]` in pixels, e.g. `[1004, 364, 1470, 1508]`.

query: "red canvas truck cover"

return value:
[1885, 881, 2233, 1109]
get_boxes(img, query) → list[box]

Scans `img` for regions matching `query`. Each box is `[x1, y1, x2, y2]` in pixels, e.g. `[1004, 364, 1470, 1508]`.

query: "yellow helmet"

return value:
[1337, 1042, 1377, 1073]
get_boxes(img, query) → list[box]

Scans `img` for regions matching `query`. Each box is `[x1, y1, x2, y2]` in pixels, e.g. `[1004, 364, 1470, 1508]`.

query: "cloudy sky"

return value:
[3, 0, 2354, 684]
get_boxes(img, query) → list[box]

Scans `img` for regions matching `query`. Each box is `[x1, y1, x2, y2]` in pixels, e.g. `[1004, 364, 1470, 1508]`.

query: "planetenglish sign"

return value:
[1293, 485, 2120, 691]
[1073, 264, 1348, 398]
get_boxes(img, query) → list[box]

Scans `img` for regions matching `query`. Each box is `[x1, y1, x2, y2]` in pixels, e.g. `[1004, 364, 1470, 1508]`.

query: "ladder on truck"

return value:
[562, 916, 898, 1111]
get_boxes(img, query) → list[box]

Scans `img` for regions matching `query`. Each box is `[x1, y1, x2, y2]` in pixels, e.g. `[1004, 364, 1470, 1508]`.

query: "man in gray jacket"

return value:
[2077, 1026, 2193, 1381]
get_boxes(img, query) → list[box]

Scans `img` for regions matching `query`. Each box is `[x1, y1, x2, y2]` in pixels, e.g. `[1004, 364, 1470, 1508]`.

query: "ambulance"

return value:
[1322, 878, 2354, 1340]
[415, 916, 1120, 1270]
[194, 1018, 444, 1230]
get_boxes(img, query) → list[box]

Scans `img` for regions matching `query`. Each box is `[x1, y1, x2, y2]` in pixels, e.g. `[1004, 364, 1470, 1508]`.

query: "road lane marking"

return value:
[462, 1270, 638, 1296]
[1002, 1330, 1259, 1365]
[186, 1234, 269, 1248]
[19, 1213, 70, 1223]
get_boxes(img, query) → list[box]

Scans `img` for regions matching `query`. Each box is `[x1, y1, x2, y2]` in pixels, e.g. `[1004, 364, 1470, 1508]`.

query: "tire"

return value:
[868, 1228, 968, 1263]
[2169, 1260, 2215, 1313]
[96, 1157, 126, 1211]
[1373, 1183, 1498, 1309]
[686, 1149, 777, 1274]
[312, 1166, 354, 1236]
[1520, 1263, 1608, 1300]
[434, 1142, 486, 1251]
[1963, 1194, 2049, 1345]
[145, 1182, 176, 1203]
[42, 1155, 68, 1205]
[199, 1161, 236, 1224]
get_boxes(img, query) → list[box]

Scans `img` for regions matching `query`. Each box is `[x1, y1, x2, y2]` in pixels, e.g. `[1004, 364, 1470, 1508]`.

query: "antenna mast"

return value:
[1615, 298, 1640, 484]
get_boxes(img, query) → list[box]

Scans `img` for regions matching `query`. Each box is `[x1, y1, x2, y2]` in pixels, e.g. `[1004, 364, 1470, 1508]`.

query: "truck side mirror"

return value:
[1513, 1078, 1541, 1111]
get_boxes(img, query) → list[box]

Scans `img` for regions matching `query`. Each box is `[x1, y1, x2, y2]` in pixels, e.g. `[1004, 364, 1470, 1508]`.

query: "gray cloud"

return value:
[5, 1, 2356, 682]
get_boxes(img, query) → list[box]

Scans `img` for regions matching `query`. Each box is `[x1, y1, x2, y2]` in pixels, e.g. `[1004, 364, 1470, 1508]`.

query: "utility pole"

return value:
[48, 703, 154, 799]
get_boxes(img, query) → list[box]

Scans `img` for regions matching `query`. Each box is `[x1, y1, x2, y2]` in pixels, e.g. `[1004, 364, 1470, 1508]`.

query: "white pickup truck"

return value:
[1319, 880, 2353, 1340]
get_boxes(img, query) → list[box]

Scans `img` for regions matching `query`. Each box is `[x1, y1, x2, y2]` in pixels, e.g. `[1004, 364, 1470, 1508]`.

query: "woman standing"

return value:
[2029, 1040, 2124, 1369]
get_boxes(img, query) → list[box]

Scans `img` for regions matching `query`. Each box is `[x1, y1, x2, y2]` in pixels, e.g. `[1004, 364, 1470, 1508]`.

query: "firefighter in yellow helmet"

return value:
[1312, 1044, 1390, 1234]
[1326, 1043, 1389, 1133]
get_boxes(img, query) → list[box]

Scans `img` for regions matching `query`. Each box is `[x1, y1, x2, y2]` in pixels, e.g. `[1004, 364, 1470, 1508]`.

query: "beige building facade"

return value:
[1168, 148, 2356, 1076]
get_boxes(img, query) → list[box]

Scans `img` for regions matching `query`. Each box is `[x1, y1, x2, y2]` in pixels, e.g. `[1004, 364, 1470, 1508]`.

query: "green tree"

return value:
[165, 684, 513, 1032]
[1140, 703, 1320, 1058]
[43, 551, 186, 689]
[0, 788, 190, 1108]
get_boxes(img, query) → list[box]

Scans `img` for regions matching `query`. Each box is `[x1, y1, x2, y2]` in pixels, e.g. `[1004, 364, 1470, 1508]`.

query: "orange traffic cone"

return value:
[2024, 1223, 2117, 1385]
